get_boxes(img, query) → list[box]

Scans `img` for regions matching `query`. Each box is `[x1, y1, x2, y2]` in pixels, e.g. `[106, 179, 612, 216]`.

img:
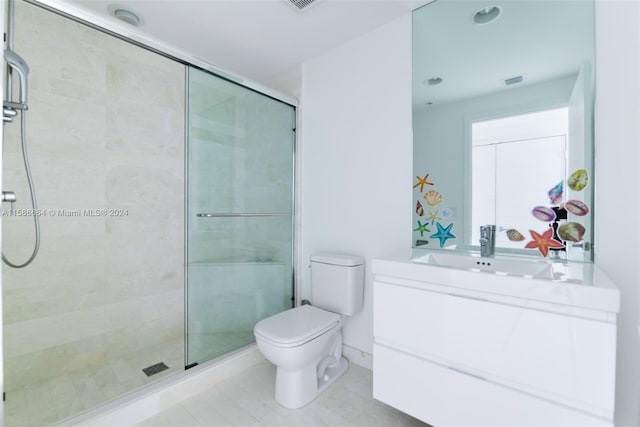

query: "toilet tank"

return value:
[310, 253, 365, 315]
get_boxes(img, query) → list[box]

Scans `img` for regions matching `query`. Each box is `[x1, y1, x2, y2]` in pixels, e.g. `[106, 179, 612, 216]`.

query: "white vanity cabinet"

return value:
[372, 254, 619, 426]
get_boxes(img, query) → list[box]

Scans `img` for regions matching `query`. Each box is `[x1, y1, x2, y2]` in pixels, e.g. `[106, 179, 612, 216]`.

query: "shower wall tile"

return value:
[188, 263, 287, 335]
[2, 0, 186, 414]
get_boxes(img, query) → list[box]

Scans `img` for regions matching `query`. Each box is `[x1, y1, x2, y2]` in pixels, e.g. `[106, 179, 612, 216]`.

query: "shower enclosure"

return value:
[186, 68, 295, 366]
[1, 1, 295, 425]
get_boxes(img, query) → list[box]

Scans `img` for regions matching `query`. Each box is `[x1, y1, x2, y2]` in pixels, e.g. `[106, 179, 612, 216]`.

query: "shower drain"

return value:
[142, 361, 169, 377]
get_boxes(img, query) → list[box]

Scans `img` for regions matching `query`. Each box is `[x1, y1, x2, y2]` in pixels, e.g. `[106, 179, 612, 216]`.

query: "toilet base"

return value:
[317, 356, 348, 394]
[274, 356, 349, 409]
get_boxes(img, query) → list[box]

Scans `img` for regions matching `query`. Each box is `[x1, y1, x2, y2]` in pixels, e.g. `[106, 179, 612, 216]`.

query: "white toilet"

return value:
[253, 253, 364, 409]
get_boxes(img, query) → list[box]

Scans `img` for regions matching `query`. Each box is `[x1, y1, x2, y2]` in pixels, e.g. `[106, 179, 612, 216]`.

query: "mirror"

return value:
[412, 0, 595, 262]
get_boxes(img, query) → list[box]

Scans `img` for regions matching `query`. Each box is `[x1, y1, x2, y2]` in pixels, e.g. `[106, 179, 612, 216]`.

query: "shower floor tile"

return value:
[4, 336, 185, 427]
[135, 361, 427, 427]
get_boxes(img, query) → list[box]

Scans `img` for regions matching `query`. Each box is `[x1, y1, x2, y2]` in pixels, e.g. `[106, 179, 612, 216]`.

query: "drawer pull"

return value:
[448, 366, 487, 382]
[447, 292, 489, 302]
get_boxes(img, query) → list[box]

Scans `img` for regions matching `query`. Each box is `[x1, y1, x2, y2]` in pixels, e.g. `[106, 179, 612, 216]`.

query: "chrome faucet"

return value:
[479, 225, 496, 257]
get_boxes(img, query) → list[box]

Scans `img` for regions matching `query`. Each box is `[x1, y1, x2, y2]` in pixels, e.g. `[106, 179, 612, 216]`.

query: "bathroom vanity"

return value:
[372, 249, 619, 426]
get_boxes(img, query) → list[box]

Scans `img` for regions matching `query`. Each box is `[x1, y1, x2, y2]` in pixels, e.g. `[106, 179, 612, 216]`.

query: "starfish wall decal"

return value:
[524, 228, 565, 257]
[413, 173, 434, 193]
[414, 220, 430, 237]
[430, 222, 456, 248]
[427, 209, 442, 225]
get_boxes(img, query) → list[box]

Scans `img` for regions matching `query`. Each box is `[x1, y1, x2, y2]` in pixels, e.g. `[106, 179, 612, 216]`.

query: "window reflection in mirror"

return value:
[471, 108, 568, 249]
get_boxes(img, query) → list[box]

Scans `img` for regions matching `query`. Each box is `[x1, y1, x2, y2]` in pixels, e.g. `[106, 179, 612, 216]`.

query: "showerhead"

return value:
[5, 48, 29, 106]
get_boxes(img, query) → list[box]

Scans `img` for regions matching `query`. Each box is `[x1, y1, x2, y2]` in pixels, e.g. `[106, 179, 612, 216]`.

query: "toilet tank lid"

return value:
[311, 253, 364, 267]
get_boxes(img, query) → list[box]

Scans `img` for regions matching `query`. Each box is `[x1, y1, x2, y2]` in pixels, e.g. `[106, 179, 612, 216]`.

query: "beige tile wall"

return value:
[2, 0, 185, 392]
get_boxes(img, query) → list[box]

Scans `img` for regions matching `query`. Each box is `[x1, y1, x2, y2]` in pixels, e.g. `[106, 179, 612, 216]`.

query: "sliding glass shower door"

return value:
[186, 68, 295, 366]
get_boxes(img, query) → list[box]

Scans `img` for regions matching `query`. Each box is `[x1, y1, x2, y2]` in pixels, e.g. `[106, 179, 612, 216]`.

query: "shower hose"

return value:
[2, 108, 40, 268]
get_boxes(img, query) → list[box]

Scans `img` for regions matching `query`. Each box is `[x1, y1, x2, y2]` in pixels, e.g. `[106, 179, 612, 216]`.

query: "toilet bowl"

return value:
[254, 305, 348, 408]
[254, 253, 364, 409]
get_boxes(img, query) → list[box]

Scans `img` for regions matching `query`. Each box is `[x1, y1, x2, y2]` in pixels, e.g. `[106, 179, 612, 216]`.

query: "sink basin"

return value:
[413, 252, 555, 279]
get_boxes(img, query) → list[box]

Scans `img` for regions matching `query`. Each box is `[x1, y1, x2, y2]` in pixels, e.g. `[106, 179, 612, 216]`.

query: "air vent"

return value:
[285, 0, 323, 12]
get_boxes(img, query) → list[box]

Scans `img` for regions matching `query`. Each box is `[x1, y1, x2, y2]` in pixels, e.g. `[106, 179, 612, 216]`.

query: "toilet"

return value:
[253, 253, 364, 409]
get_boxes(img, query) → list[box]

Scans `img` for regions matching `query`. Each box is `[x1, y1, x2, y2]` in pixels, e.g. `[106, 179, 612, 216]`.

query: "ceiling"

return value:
[44, 0, 429, 87]
[413, 0, 594, 109]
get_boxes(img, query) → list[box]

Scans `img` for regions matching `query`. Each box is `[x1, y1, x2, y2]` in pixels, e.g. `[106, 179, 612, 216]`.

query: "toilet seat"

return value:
[254, 305, 340, 348]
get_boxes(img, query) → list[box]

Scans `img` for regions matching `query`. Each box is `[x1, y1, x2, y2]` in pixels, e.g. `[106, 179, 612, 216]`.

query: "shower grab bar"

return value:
[196, 213, 290, 218]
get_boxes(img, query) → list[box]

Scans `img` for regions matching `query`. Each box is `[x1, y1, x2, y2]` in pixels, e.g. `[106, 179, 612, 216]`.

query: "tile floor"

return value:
[135, 360, 427, 427]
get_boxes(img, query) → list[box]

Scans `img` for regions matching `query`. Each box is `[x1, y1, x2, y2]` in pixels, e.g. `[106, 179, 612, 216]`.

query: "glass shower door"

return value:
[186, 67, 295, 366]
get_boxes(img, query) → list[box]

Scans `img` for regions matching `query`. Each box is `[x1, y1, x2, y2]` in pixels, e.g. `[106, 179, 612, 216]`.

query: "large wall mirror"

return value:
[412, 0, 595, 262]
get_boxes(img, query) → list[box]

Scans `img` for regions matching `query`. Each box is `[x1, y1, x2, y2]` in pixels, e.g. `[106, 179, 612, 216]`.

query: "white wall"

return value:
[300, 15, 412, 353]
[595, 1, 640, 426]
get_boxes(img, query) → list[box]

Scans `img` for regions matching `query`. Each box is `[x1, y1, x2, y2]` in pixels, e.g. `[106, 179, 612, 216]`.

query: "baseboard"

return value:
[57, 344, 264, 427]
[342, 344, 373, 370]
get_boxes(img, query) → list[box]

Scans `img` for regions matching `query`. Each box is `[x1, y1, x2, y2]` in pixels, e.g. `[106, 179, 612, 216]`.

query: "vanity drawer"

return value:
[373, 280, 616, 416]
[373, 344, 609, 426]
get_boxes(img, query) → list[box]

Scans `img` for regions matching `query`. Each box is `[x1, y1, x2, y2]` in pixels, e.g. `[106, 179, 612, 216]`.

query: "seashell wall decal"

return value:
[531, 206, 556, 222]
[558, 222, 586, 242]
[506, 229, 526, 241]
[424, 190, 443, 206]
[547, 181, 563, 205]
[416, 201, 425, 216]
[568, 169, 589, 191]
[565, 199, 589, 216]
[441, 207, 453, 218]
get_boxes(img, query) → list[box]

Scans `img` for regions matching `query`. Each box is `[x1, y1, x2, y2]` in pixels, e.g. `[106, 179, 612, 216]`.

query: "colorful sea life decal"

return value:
[525, 228, 565, 257]
[430, 222, 456, 248]
[416, 201, 425, 216]
[424, 190, 443, 207]
[506, 229, 526, 242]
[427, 209, 442, 225]
[558, 222, 586, 243]
[565, 199, 590, 216]
[531, 206, 556, 222]
[414, 220, 430, 237]
[568, 169, 589, 191]
[441, 207, 454, 219]
[413, 173, 434, 192]
[547, 181, 564, 205]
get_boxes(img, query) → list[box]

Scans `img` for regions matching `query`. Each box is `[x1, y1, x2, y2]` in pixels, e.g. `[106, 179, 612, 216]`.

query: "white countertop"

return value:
[373, 248, 620, 314]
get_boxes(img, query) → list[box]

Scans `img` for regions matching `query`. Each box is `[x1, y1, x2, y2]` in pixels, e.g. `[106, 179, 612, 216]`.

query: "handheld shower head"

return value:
[5, 49, 29, 106]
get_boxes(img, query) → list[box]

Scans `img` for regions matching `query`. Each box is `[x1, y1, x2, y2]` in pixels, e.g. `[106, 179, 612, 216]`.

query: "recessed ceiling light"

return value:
[108, 5, 143, 27]
[473, 6, 502, 25]
[423, 77, 443, 86]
